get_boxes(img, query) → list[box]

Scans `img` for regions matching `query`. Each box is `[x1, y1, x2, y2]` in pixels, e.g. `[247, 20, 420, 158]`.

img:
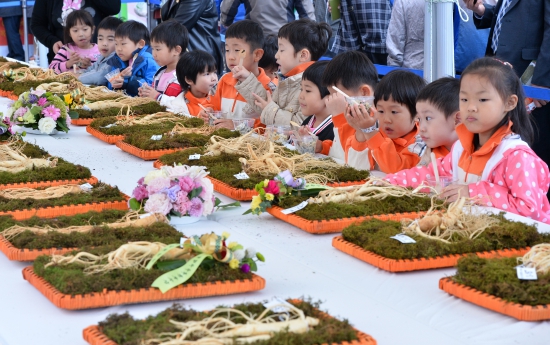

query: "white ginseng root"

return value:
[518, 243, 550, 274]
[0, 141, 57, 173]
[0, 184, 84, 200]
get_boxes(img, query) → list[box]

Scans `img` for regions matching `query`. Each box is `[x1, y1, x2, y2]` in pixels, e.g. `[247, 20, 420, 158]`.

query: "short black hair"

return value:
[176, 50, 217, 92]
[64, 10, 95, 45]
[115, 20, 150, 45]
[278, 18, 331, 60]
[97, 16, 123, 33]
[302, 61, 330, 99]
[150, 19, 189, 55]
[259, 34, 278, 73]
[225, 19, 264, 51]
[374, 70, 427, 119]
[416, 77, 460, 119]
[322, 51, 378, 90]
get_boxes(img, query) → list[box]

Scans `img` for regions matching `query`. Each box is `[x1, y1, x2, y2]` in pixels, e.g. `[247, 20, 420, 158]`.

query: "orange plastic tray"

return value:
[0, 236, 76, 261]
[23, 266, 266, 310]
[332, 236, 530, 272]
[0, 90, 18, 100]
[82, 301, 377, 345]
[0, 176, 98, 191]
[266, 206, 427, 234]
[71, 118, 94, 126]
[115, 141, 183, 161]
[439, 277, 550, 321]
[0, 193, 129, 220]
[86, 126, 124, 145]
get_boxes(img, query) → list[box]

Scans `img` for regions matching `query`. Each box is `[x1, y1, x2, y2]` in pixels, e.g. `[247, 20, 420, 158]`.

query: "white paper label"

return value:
[234, 172, 250, 180]
[390, 233, 417, 244]
[150, 135, 163, 141]
[100, 123, 117, 129]
[139, 213, 152, 219]
[516, 265, 538, 280]
[281, 201, 308, 215]
[263, 297, 294, 313]
[189, 154, 201, 160]
[80, 183, 93, 191]
[180, 237, 185, 248]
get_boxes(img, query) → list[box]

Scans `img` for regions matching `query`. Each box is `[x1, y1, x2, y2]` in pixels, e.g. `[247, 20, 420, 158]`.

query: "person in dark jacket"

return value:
[0, 0, 34, 61]
[161, 0, 224, 75]
[30, 0, 121, 63]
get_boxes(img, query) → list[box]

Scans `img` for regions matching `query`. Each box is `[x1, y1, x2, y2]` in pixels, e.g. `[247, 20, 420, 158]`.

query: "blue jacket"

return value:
[106, 45, 159, 96]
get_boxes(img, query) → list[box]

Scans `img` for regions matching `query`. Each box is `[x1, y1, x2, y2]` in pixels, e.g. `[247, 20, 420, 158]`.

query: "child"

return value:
[386, 58, 550, 223]
[412, 77, 460, 166]
[347, 70, 427, 173]
[106, 20, 160, 97]
[319, 51, 379, 167]
[258, 34, 279, 83]
[138, 20, 189, 106]
[49, 10, 99, 74]
[235, 18, 332, 126]
[297, 61, 333, 141]
[168, 50, 218, 117]
[203, 20, 273, 129]
[78, 16, 123, 85]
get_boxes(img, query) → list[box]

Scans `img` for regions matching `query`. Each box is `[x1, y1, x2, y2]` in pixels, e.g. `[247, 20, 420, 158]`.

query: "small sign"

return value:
[263, 297, 294, 313]
[281, 201, 308, 215]
[189, 154, 201, 160]
[390, 233, 417, 244]
[100, 123, 117, 128]
[80, 183, 93, 191]
[516, 265, 538, 280]
[180, 237, 185, 248]
[234, 172, 250, 180]
[139, 213, 151, 219]
[150, 135, 163, 141]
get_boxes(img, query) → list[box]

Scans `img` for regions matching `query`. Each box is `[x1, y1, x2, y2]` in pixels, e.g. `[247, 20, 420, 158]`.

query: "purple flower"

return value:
[188, 197, 204, 217]
[42, 105, 61, 121]
[178, 176, 194, 193]
[37, 97, 48, 106]
[163, 184, 181, 202]
[276, 170, 294, 186]
[28, 94, 38, 104]
[132, 185, 148, 201]
[240, 263, 250, 273]
[137, 177, 145, 186]
[14, 106, 28, 118]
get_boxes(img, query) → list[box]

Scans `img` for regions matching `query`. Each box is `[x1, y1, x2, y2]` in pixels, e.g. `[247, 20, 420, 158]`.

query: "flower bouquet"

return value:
[8, 89, 71, 134]
[0, 115, 16, 139]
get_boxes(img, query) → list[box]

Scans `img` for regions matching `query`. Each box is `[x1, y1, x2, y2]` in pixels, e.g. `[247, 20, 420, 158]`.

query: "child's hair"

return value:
[97, 16, 123, 33]
[278, 18, 331, 61]
[63, 10, 95, 45]
[416, 77, 460, 119]
[176, 50, 217, 92]
[115, 20, 150, 45]
[461, 57, 534, 145]
[322, 51, 378, 90]
[225, 19, 264, 51]
[302, 61, 330, 99]
[374, 70, 427, 119]
[150, 19, 189, 55]
[259, 34, 278, 72]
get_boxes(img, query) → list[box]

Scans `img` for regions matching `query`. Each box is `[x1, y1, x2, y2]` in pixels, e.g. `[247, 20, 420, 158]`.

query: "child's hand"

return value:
[214, 119, 235, 130]
[439, 184, 470, 202]
[79, 57, 92, 69]
[315, 139, 323, 153]
[198, 107, 214, 121]
[298, 125, 311, 137]
[65, 51, 81, 69]
[232, 65, 251, 82]
[111, 77, 124, 89]
[252, 91, 271, 110]
[325, 92, 348, 115]
[345, 103, 376, 131]
[138, 83, 159, 99]
[120, 66, 132, 77]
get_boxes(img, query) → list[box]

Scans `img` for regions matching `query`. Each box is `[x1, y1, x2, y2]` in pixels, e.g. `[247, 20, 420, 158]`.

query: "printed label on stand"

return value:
[516, 265, 538, 280]
[139, 213, 152, 219]
[80, 183, 94, 191]
[150, 135, 163, 141]
[263, 297, 294, 313]
[100, 123, 117, 129]
[189, 154, 201, 160]
[390, 233, 417, 244]
[234, 172, 250, 180]
[281, 201, 308, 214]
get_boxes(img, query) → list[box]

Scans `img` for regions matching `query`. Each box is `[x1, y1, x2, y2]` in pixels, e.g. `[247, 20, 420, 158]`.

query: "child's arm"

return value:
[234, 72, 268, 114]
[49, 46, 78, 74]
[365, 132, 421, 173]
[257, 86, 305, 125]
[126, 60, 158, 97]
[385, 153, 454, 188]
[78, 60, 109, 85]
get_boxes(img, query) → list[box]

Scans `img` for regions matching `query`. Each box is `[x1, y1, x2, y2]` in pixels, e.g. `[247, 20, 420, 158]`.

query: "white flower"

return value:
[245, 248, 257, 259]
[38, 117, 56, 134]
[163, 165, 210, 179]
[233, 249, 245, 261]
[143, 169, 168, 185]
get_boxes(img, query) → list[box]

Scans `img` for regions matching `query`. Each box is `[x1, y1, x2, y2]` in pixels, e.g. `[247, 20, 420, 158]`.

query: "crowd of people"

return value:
[1, 0, 549, 223]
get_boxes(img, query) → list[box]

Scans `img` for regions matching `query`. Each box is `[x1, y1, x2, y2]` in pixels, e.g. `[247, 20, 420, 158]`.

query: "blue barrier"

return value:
[0, 1, 34, 7]
[121, 0, 161, 4]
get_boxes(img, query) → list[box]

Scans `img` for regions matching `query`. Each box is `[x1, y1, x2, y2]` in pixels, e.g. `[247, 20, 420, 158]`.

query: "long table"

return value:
[0, 97, 549, 345]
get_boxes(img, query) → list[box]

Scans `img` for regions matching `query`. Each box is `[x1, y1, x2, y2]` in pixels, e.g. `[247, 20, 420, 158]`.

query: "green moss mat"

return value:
[98, 299, 358, 345]
[159, 148, 370, 190]
[278, 195, 432, 221]
[75, 102, 166, 119]
[0, 183, 124, 212]
[0, 78, 72, 95]
[34, 246, 253, 295]
[0, 142, 92, 185]
[341, 215, 550, 260]
[122, 128, 240, 151]
[453, 256, 550, 306]
[90, 116, 205, 136]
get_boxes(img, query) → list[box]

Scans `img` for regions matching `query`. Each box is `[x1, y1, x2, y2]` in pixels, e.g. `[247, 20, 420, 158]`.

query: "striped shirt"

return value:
[49, 43, 100, 74]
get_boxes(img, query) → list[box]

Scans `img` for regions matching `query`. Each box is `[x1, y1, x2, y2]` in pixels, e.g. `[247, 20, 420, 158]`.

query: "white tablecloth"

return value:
[0, 97, 549, 345]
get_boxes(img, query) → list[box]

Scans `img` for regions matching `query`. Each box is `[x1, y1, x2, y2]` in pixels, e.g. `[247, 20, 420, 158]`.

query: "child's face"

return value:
[115, 36, 144, 62]
[70, 20, 93, 48]
[188, 68, 218, 96]
[225, 38, 258, 72]
[275, 37, 302, 76]
[375, 96, 416, 139]
[416, 101, 458, 150]
[299, 79, 326, 116]
[151, 40, 180, 68]
[459, 74, 516, 143]
[97, 29, 116, 57]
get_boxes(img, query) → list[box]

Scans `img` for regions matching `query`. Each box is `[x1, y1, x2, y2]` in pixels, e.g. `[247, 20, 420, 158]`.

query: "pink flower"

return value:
[178, 176, 194, 193]
[146, 177, 171, 195]
[37, 97, 48, 106]
[264, 180, 280, 195]
[42, 105, 61, 120]
[175, 191, 192, 215]
[14, 107, 28, 118]
[132, 185, 148, 201]
[144, 193, 172, 215]
[188, 197, 204, 217]
[137, 177, 145, 186]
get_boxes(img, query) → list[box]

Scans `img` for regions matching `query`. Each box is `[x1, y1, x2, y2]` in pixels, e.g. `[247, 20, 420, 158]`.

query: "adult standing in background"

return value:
[385, 0, 424, 69]
[31, 0, 121, 63]
[0, 0, 33, 61]
[162, 0, 224, 75]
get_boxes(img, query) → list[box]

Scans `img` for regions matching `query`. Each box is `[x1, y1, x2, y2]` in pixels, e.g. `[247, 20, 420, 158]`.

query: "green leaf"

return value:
[200, 257, 215, 270]
[68, 110, 79, 119]
[216, 201, 241, 210]
[129, 198, 141, 211]
[189, 186, 202, 199]
[249, 260, 258, 272]
[155, 259, 187, 271]
[171, 210, 182, 217]
[242, 209, 253, 215]
[256, 252, 265, 262]
[30, 106, 42, 115]
[231, 244, 244, 251]
[215, 197, 222, 207]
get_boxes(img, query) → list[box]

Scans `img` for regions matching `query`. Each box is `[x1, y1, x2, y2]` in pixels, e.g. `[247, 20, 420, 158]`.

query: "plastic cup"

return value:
[265, 125, 291, 144]
[346, 96, 374, 107]
[294, 134, 318, 154]
[232, 118, 255, 135]
[425, 177, 457, 193]
[208, 111, 227, 126]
